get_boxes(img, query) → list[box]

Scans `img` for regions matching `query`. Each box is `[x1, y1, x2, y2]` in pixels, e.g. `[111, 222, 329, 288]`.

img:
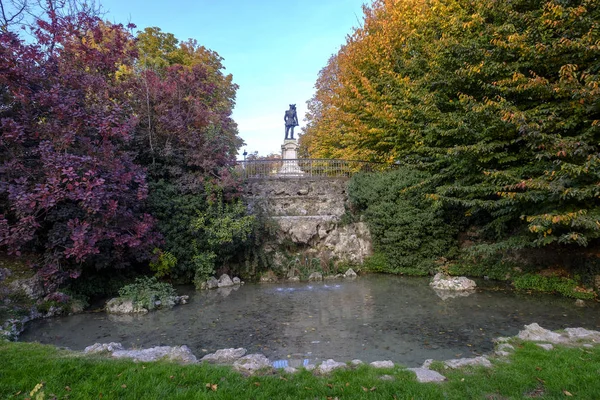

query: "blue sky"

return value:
[100, 0, 367, 157]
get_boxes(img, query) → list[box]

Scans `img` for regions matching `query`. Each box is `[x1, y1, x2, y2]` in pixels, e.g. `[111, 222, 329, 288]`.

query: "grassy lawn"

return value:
[1, 341, 599, 399]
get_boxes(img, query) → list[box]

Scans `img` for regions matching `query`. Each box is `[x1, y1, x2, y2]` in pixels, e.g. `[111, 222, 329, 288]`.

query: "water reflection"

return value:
[20, 275, 600, 367]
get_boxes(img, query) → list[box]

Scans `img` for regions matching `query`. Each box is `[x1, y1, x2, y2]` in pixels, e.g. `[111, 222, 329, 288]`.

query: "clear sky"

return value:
[99, 0, 367, 158]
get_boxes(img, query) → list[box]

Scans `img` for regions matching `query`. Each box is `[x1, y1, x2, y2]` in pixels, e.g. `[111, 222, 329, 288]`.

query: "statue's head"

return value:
[289, 104, 296, 110]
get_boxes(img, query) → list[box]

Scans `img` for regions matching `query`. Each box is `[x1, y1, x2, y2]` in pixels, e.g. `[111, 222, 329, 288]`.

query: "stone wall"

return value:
[243, 178, 372, 269]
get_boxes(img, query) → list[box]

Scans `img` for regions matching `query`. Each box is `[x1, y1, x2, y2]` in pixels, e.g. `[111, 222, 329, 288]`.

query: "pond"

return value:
[20, 275, 600, 367]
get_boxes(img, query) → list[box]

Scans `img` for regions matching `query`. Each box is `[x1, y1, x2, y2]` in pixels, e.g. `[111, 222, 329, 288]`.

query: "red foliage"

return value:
[0, 12, 160, 280]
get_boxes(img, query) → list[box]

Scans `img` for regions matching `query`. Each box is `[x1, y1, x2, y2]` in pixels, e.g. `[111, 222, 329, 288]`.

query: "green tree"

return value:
[305, 0, 600, 257]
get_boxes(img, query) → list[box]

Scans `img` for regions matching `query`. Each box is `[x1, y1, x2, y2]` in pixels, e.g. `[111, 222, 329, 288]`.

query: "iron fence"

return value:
[235, 159, 393, 179]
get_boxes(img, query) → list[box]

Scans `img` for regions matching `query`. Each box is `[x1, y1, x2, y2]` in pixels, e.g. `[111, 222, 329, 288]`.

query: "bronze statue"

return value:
[284, 104, 299, 140]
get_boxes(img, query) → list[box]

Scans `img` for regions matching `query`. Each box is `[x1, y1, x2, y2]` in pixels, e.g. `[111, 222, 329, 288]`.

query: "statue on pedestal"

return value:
[284, 104, 298, 140]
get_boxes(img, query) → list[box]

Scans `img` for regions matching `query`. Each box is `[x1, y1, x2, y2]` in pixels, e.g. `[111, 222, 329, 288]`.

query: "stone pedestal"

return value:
[279, 139, 304, 176]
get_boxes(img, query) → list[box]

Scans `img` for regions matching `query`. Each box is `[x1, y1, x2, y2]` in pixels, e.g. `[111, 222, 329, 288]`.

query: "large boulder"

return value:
[217, 274, 234, 288]
[430, 273, 476, 291]
[517, 323, 566, 344]
[105, 298, 148, 314]
[308, 272, 323, 282]
[206, 277, 219, 289]
[201, 348, 246, 363]
[344, 268, 358, 278]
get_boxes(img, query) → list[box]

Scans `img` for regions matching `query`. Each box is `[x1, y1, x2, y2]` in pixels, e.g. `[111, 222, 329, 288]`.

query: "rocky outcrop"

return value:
[244, 178, 373, 268]
[200, 275, 243, 289]
[430, 273, 476, 291]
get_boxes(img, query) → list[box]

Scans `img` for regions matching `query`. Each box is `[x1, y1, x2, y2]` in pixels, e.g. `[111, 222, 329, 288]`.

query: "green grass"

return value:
[1, 341, 600, 399]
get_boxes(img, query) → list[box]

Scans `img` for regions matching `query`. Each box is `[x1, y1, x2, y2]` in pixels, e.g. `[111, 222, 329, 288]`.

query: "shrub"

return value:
[348, 167, 458, 276]
[513, 274, 595, 300]
[118, 277, 177, 311]
[149, 249, 177, 278]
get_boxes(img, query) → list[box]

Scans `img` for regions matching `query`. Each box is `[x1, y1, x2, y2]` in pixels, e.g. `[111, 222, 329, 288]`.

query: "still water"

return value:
[21, 275, 600, 367]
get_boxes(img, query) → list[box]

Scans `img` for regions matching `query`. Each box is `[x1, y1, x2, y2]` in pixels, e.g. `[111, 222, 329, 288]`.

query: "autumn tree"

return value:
[129, 27, 246, 280]
[304, 0, 600, 257]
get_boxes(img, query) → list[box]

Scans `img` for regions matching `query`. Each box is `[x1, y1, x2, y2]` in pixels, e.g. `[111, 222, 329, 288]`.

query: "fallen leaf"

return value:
[170, 376, 174, 380]
[98, 393, 102, 398]
[121, 384, 126, 389]
[563, 390, 573, 396]
[327, 383, 334, 389]
[253, 382, 261, 387]
[280, 376, 288, 381]
[362, 387, 368, 392]
[370, 387, 377, 392]
[65, 386, 71, 391]
[536, 377, 545, 384]
[535, 367, 542, 371]
[346, 383, 350, 387]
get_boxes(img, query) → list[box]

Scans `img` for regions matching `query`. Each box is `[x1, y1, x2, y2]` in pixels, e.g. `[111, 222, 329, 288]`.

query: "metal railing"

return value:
[235, 159, 393, 179]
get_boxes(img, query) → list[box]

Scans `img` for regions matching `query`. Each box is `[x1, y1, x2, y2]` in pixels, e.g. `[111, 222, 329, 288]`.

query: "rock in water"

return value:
[217, 274, 234, 288]
[344, 268, 358, 278]
[105, 298, 148, 314]
[308, 272, 323, 282]
[430, 273, 476, 291]
[206, 277, 219, 289]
